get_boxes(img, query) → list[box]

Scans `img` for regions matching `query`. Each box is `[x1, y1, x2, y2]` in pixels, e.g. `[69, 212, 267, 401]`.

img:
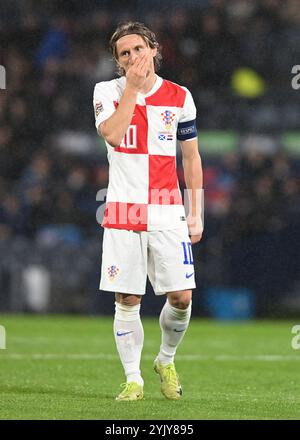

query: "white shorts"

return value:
[100, 226, 196, 295]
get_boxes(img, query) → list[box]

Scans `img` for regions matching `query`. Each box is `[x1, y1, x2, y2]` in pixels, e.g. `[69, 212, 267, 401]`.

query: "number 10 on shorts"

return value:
[181, 242, 194, 265]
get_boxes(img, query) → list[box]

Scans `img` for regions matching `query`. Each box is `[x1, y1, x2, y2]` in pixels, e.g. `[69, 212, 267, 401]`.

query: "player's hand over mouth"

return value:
[126, 53, 153, 92]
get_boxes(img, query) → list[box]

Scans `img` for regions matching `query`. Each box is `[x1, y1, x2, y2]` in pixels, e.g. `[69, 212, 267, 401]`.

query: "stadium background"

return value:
[0, 0, 300, 319]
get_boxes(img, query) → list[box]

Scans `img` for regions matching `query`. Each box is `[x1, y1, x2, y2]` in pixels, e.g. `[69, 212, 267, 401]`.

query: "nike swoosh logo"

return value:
[173, 329, 185, 333]
[116, 331, 134, 337]
[185, 272, 194, 279]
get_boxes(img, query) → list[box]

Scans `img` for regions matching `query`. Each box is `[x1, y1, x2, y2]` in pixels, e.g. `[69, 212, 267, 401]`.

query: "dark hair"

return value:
[109, 21, 162, 76]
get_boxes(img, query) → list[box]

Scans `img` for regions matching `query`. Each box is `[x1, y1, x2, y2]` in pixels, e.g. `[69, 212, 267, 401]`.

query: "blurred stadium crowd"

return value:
[0, 0, 300, 316]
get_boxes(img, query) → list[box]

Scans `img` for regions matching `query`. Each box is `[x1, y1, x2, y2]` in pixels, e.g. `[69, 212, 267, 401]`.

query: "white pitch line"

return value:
[1, 353, 300, 361]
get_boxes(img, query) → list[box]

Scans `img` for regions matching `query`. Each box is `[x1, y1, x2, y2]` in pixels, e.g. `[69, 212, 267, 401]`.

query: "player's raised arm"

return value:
[98, 86, 137, 148]
[98, 42, 154, 148]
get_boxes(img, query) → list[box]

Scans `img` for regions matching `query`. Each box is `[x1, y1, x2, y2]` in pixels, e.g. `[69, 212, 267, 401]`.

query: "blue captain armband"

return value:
[177, 119, 197, 141]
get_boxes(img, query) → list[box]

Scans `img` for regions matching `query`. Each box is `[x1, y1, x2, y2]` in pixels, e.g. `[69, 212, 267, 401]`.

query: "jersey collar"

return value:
[120, 75, 163, 98]
[139, 75, 163, 98]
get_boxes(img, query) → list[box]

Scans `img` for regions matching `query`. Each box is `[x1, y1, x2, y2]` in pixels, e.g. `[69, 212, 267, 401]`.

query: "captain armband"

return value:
[177, 119, 197, 141]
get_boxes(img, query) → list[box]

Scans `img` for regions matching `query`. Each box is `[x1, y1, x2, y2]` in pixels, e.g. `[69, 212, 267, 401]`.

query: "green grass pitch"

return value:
[0, 314, 300, 420]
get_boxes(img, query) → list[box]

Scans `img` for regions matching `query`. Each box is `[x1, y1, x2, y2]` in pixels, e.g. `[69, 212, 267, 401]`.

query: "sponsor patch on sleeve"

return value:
[94, 101, 104, 117]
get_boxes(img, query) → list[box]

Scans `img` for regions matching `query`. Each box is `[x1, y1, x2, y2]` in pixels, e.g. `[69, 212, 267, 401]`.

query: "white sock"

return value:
[113, 302, 144, 386]
[157, 299, 192, 365]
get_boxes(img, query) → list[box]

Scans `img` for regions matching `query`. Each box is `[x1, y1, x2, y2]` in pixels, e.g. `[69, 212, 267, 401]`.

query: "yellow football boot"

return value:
[115, 382, 144, 401]
[154, 359, 182, 400]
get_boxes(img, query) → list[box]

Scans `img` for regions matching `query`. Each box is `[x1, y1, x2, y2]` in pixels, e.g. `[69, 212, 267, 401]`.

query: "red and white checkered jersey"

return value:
[93, 75, 197, 231]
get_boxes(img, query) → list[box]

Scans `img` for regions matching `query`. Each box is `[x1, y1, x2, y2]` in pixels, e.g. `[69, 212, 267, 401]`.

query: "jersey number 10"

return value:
[120, 125, 137, 149]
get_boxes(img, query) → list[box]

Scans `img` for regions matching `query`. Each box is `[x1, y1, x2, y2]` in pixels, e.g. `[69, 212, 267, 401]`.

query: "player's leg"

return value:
[114, 292, 144, 400]
[157, 289, 192, 365]
[153, 289, 192, 400]
[99, 228, 147, 400]
[148, 227, 195, 399]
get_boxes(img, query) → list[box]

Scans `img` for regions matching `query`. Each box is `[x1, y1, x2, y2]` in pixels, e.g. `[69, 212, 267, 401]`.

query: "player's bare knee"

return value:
[115, 292, 142, 306]
[167, 291, 192, 309]
[172, 300, 191, 310]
